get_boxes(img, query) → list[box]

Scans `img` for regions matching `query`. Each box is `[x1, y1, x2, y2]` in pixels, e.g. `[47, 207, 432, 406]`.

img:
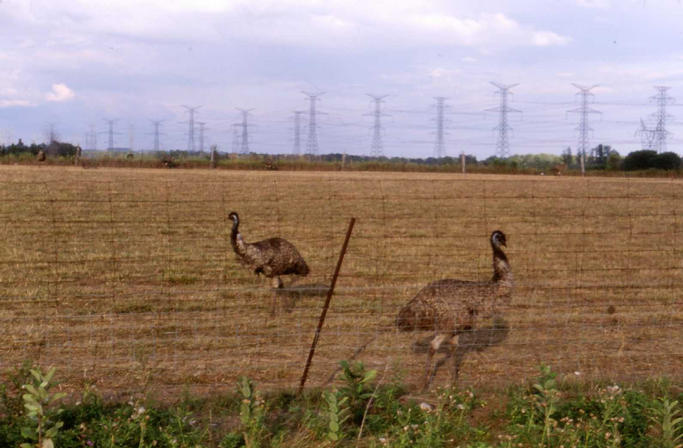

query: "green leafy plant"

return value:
[19, 366, 66, 448]
[531, 364, 560, 445]
[337, 360, 377, 425]
[321, 389, 350, 443]
[237, 376, 267, 448]
[649, 398, 682, 448]
[157, 405, 208, 447]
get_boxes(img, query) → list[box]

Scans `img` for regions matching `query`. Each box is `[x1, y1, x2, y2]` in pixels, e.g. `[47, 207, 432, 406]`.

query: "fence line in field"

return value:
[0, 171, 680, 394]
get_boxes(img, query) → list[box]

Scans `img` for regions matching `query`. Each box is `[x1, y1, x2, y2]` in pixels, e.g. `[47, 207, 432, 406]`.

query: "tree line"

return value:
[1, 139, 680, 172]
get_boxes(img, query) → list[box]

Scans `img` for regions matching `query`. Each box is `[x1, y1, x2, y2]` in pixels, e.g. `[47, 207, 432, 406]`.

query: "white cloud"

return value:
[4, 0, 569, 51]
[532, 31, 571, 46]
[576, 0, 611, 8]
[0, 99, 31, 108]
[45, 83, 75, 102]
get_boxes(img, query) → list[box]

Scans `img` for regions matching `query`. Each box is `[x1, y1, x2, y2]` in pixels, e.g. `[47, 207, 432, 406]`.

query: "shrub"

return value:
[624, 150, 681, 171]
[653, 152, 682, 170]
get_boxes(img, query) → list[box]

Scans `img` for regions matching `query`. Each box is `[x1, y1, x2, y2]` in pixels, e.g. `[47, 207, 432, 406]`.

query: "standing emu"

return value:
[396, 230, 513, 390]
[228, 211, 309, 292]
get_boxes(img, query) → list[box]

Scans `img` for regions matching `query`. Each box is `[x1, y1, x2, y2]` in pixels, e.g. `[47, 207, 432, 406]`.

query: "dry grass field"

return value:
[0, 165, 681, 398]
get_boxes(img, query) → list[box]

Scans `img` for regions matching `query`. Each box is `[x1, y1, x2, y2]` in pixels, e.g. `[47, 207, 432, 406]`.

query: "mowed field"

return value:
[0, 165, 681, 397]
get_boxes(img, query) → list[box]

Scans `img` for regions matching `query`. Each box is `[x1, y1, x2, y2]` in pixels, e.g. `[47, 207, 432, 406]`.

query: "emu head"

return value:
[491, 230, 507, 248]
[228, 211, 240, 226]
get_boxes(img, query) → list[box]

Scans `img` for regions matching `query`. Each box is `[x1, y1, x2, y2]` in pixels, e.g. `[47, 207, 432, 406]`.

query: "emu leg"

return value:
[422, 333, 448, 391]
[448, 335, 463, 384]
[270, 277, 283, 316]
[429, 352, 453, 388]
[429, 334, 460, 387]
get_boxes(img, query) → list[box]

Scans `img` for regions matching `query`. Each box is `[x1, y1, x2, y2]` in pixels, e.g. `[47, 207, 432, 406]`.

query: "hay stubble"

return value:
[0, 166, 680, 396]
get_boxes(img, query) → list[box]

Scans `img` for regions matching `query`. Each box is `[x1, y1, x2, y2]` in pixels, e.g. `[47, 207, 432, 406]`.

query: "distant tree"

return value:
[483, 156, 507, 167]
[588, 144, 613, 169]
[606, 152, 622, 171]
[623, 150, 659, 171]
[653, 152, 681, 170]
[593, 144, 606, 165]
[45, 141, 78, 158]
[561, 146, 573, 167]
[465, 154, 478, 165]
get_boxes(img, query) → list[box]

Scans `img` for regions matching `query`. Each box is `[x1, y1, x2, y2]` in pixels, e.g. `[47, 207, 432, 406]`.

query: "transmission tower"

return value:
[303, 91, 324, 155]
[46, 123, 58, 144]
[231, 123, 241, 153]
[636, 118, 656, 150]
[434, 96, 448, 158]
[197, 121, 207, 152]
[236, 108, 253, 154]
[365, 94, 389, 157]
[128, 124, 135, 152]
[182, 105, 201, 152]
[292, 110, 305, 155]
[150, 120, 164, 152]
[567, 84, 601, 173]
[487, 82, 521, 158]
[650, 86, 674, 152]
[103, 119, 119, 150]
[86, 124, 97, 150]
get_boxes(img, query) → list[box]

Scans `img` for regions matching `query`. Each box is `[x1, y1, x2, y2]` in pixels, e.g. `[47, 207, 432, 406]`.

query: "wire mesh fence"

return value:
[0, 165, 681, 397]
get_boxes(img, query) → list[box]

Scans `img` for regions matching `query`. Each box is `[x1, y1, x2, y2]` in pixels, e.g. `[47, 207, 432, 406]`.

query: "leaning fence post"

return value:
[298, 217, 356, 394]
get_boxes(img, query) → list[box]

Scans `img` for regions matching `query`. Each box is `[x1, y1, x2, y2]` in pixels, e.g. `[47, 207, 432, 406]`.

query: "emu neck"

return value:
[230, 221, 247, 256]
[491, 245, 511, 284]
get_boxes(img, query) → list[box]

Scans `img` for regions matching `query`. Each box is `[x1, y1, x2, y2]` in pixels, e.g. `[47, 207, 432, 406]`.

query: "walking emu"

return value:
[396, 230, 513, 390]
[228, 211, 309, 291]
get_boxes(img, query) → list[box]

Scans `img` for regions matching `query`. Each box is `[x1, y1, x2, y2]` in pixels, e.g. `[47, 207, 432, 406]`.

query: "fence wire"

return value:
[0, 166, 681, 397]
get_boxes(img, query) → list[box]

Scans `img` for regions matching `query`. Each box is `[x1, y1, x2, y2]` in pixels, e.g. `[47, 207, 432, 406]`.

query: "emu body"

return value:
[397, 230, 512, 390]
[228, 211, 309, 312]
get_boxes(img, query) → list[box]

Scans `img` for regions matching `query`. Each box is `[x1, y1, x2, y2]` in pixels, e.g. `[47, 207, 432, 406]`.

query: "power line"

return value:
[303, 91, 324, 155]
[366, 94, 389, 157]
[487, 82, 521, 158]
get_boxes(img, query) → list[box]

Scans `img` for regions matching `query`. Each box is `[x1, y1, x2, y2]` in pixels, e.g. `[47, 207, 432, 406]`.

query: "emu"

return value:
[396, 230, 513, 390]
[228, 211, 309, 312]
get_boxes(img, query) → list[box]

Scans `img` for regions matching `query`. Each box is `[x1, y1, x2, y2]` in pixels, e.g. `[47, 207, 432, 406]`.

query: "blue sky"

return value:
[1, 0, 682, 158]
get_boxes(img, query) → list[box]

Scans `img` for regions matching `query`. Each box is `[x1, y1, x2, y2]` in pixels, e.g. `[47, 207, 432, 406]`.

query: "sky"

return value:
[1, 0, 683, 159]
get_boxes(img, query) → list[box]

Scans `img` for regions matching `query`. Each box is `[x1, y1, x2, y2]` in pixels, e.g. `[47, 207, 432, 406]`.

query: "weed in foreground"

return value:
[649, 398, 682, 448]
[19, 366, 66, 448]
